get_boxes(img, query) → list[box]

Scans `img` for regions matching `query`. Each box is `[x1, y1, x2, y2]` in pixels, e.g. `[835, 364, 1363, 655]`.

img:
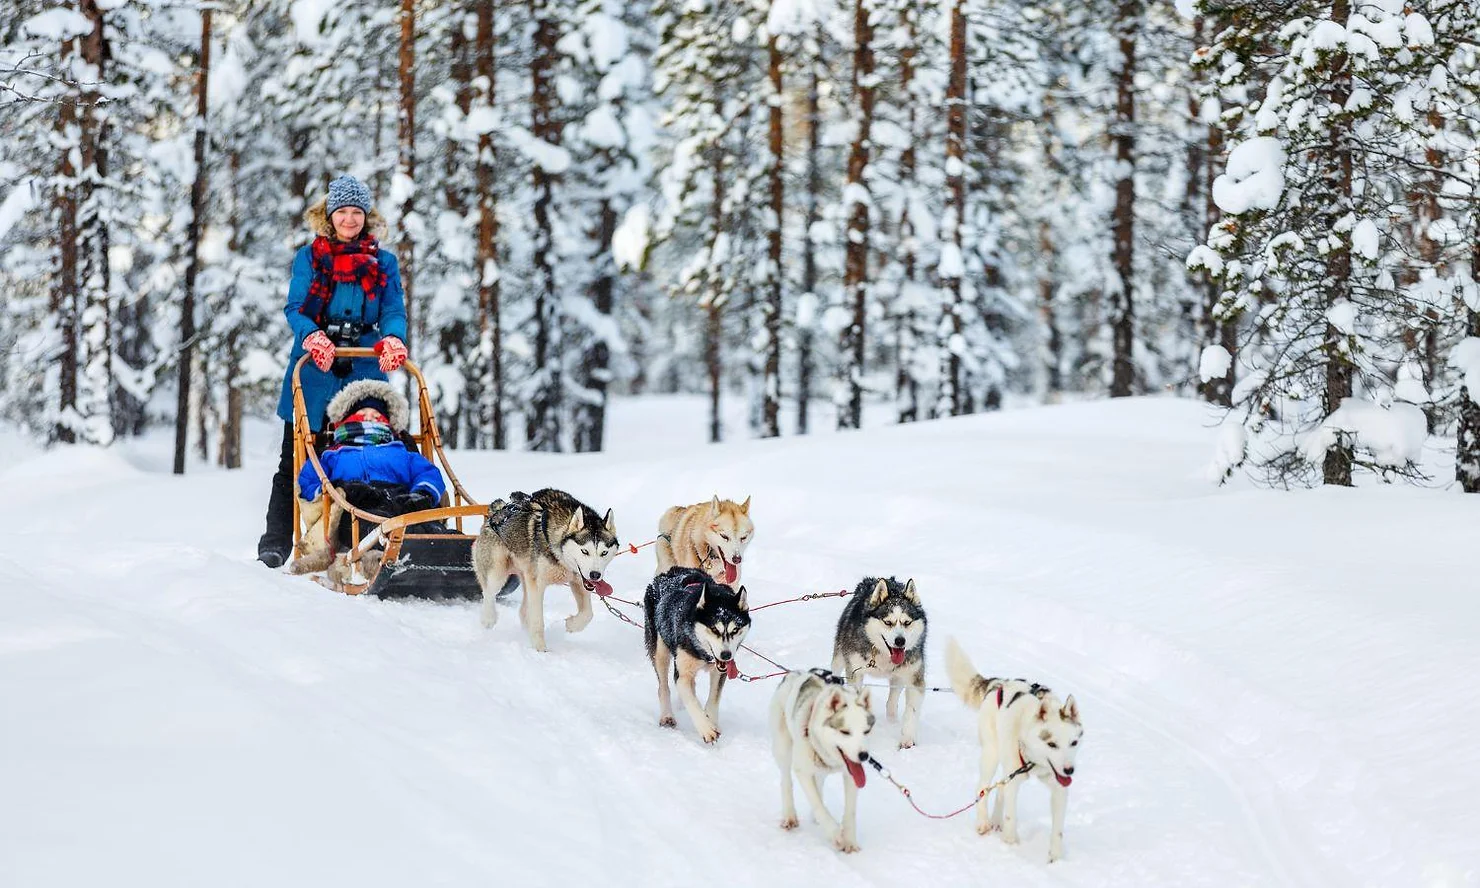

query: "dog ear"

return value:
[567, 509, 585, 533]
[1061, 695, 1079, 724]
[902, 578, 920, 604]
[1037, 700, 1052, 722]
[696, 587, 707, 610]
[740, 495, 751, 514]
[603, 508, 615, 535]
[826, 687, 846, 712]
[710, 495, 721, 517]
[857, 687, 872, 712]
[868, 578, 889, 607]
[736, 585, 748, 610]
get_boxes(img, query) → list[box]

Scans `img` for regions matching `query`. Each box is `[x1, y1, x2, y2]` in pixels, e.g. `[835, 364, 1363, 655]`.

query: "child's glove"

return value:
[304, 331, 336, 372]
[375, 336, 407, 373]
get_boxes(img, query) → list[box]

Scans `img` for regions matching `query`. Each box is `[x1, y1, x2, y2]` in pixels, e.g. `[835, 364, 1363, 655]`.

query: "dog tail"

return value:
[945, 637, 992, 710]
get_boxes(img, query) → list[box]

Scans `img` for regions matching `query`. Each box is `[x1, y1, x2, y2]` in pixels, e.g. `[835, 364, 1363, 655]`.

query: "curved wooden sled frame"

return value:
[291, 348, 483, 595]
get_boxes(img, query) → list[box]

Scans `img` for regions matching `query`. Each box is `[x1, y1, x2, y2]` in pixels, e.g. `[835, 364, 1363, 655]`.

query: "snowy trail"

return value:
[2, 398, 1475, 887]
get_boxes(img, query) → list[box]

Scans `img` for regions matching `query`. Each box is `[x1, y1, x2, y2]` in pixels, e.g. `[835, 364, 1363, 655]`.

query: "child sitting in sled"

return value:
[291, 379, 446, 575]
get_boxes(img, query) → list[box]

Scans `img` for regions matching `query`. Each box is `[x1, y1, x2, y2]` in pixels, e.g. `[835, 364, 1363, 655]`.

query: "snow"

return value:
[1212, 138, 1285, 215]
[1198, 345, 1232, 382]
[767, 0, 826, 35]
[1448, 338, 1480, 402]
[21, 8, 94, 40]
[1301, 397, 1427, 468]
[612, 205, 650, 271]
[0, 181, 38, 244]
[3, 397, 1477, 887]
[1326, 299, 1357, 335]
[937, 243, 964, 280]
[1351, 219, 1379, 260]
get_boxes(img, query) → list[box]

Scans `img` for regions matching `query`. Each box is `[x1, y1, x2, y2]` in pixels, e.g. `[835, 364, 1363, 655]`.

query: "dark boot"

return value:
[258, 422, 295, 568]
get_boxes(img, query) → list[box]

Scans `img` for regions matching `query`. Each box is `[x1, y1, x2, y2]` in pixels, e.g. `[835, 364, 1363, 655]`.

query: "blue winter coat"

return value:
[275, 246, 408, 431]
[297, 441, 445, 503]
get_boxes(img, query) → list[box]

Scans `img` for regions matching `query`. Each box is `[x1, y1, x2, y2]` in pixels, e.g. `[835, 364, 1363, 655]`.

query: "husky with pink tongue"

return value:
[945, 637, 1084, 863]
[831, 577, 928, 748]
[770, 669, 875, 853]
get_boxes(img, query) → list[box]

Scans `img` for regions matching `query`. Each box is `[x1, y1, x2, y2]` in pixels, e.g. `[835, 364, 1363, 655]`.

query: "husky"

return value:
[655, 495, 754, 585]
[945, 638, 1083, 862]
[769, 669, 875, 853]
[644, 566, 751, 743]
[471, 489, 618, 652]
[831, 576, 927, 748]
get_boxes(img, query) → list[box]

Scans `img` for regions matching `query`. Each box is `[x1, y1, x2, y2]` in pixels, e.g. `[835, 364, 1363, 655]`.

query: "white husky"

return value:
[945, 638, 1084, 862]
[769, 670, 875, 853]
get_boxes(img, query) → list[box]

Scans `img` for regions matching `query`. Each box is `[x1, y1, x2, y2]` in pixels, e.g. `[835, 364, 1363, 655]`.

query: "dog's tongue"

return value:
[1055, 772, 1073, 787]
[723, 561, 738, 584]
[845, 758, 867, 788]
[889, 646, 905, 665]
[592, 579, 613, 597]
[724, 659, 739, 680]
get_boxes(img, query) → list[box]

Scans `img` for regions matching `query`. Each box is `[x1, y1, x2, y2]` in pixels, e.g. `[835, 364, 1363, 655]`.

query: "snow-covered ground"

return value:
[2, 396, 1475, 887]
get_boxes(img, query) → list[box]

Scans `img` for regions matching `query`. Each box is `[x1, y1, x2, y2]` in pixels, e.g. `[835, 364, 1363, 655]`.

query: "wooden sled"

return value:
[290, 347, 484, 599]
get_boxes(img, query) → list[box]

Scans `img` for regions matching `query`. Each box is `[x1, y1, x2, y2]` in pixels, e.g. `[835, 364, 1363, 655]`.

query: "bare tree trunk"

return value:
[475, 0, 504, 450]
[397, 0, 417, 353]
[938, 0, 966, 417]
[797, 46, 820, 436]
[574, 200, 617, 452]
[527, 0, 562, 451]
[839, 0, 875, 431]
[1108, 0, 1139, 398]
[1321, 0, 1353, 486]
[79, 0, 112, 439]
[1459, 305, 1480, 491]
[53, 35, 80, 445]
[706, 145, 725, 444]
[761, 34, 784, 439]
[1039, 221, 1061, 394]
[173, 9, 210, 475]
[895, 4, 919, 424]
[290, 126, 311, 223]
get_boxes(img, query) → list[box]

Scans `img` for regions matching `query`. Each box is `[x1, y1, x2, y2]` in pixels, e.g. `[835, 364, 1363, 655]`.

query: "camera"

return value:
[322, 320, 369, 378]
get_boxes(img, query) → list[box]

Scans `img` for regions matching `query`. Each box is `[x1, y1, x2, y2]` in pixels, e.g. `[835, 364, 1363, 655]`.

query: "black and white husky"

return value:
[769, 669, 875, 853]
[831, 576, 927, 748]
[644, 566, 751, 744]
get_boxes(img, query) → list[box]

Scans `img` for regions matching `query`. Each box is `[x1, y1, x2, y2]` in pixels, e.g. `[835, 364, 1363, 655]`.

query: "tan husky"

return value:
[655, 495, 754, 584]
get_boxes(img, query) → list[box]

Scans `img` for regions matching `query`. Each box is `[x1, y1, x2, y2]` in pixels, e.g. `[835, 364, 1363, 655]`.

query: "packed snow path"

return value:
[2, 398, 1474, 887]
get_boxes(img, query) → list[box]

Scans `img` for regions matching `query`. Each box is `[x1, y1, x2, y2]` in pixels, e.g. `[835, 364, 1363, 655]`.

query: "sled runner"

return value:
[290, 347, 484, 599]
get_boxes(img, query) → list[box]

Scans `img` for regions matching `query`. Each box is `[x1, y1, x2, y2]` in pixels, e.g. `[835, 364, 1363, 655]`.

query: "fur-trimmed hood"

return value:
[304, 196, 390, 241]
[326, 379, 411, 432]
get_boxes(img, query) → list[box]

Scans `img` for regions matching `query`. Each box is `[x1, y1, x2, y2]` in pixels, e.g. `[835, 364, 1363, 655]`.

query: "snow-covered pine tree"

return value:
[1194, 0, 1437, 485]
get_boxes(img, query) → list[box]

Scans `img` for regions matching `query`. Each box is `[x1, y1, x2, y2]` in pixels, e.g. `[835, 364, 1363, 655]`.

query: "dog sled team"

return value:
[460, 488, 1085, 862]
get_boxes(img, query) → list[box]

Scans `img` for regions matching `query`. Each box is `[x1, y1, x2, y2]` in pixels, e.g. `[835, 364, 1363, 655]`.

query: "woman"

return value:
[257, 174, 409, 568]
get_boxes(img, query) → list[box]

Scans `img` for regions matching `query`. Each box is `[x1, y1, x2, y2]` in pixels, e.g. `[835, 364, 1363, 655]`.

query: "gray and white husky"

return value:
[769, 669, 875, 853]
[946, 637, 1084, 862]
[644, 566, 751, 743]
[831, 576, 927, 748]
[471, 488, 618, 652]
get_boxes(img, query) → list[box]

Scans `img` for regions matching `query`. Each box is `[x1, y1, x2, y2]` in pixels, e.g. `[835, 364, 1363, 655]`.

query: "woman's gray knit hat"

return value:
[326, 175, 372, 215]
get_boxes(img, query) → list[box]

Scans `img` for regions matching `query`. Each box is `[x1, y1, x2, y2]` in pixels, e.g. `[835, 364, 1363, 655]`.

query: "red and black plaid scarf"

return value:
[301, 235, 388, 326]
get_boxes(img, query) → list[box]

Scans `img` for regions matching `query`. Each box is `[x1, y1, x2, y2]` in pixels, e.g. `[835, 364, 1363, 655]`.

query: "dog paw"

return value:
[565, 613, 592, 633]
[780, 816, 798, 831]
[480, 613, 497, 628]
[699, 725, 721, 744]
[833, 836, 860, 854]
[658, 716, 677, 728]
[1000, 831, 1020, 845]
[898, 737, 915, 750]
[976, 821, 998, 836]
